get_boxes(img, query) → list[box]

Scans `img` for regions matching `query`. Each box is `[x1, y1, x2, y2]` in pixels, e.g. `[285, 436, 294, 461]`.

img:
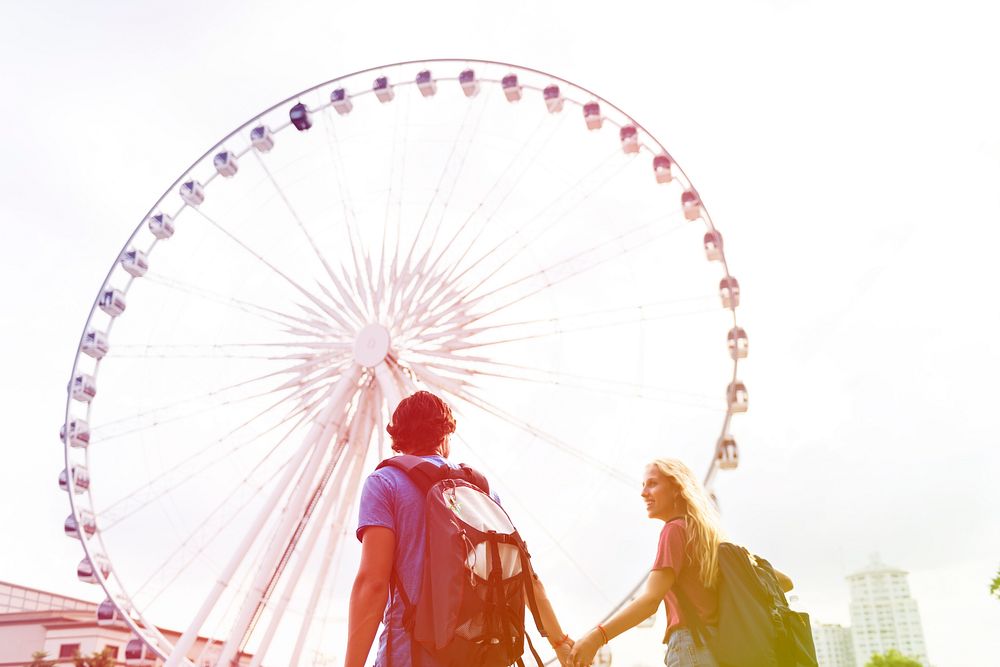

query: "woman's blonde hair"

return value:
[650, 458, 723, 589]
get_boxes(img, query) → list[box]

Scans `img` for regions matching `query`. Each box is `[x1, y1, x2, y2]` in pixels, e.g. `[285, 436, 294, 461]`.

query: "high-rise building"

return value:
[812, 622, 855, 667]
[847, 555, 928, 666]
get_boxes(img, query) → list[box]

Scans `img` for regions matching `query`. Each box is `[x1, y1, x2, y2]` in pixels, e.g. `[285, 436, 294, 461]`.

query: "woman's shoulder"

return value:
[660, 517, 687, 535]
[656, 518, 688, 550]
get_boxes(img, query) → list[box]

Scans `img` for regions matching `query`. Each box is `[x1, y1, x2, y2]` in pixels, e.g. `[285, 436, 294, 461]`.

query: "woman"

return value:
[570, 458, 723, 667]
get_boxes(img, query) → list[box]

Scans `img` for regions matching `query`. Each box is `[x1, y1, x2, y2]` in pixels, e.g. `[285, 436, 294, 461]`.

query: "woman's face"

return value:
[641, 465, 680, 521]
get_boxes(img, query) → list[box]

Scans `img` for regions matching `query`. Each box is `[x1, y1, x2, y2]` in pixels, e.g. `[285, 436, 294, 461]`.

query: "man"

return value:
[345, 391, 572, 667]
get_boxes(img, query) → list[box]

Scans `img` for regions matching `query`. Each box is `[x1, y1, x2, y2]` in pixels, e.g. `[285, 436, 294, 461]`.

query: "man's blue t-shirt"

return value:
[356, 454, 453, 667]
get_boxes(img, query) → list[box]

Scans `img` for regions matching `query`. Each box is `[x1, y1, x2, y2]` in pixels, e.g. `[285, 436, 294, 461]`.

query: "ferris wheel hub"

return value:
[353, 323, 391, 367]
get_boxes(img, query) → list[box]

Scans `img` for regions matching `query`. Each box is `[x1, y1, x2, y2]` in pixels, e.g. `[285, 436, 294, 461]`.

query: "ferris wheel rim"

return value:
[60, 58, 747, 665]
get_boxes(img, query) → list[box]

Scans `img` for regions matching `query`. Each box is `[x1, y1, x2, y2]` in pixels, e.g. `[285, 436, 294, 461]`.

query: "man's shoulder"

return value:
[364, 455, 453, 491]
[374, 454, 457, 473]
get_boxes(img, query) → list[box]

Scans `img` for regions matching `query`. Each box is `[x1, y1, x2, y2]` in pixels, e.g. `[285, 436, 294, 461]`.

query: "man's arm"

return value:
[344, 526, 395, 667]
[527, 575, 572, 665]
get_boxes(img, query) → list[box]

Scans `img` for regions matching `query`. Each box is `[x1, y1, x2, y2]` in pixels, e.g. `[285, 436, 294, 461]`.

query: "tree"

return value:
[27, 652, 55, 667]
[991, 564, 1000, 600]
[865, 649, 923, 667]
[72, 650, 116, 667]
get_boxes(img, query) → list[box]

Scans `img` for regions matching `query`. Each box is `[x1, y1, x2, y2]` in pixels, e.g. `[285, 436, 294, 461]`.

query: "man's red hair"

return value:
[386, 391, 457, 455]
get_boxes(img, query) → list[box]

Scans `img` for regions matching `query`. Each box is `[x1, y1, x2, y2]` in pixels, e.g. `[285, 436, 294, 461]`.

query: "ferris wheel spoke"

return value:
[401, 115, 568, 326]
[375, 90, 409, 324]
[388, 99, 545, 318]
[323, 267, 370, 328]
[497, 153, 643, 255]
[90, 376, 299, 444]
[410, 353, 721, 410]
[129, 405, 312, 598]
[411, 217, 684, 339]
[255, 393, 374, 667]
[406, 360, 475, 400]
[390, 91, 497, 321]
[190, 206, 356, 332]
[464, 294, 719, 334]
[90, 348, 353, 442]
[408, 164, 664, 337]
[462, 223, 687, 333]
[454, 433, 613, 606]
[458, 356, 723, 404]
[450, 388, 635, 487]
[319, 108, 368, 290]
[214, 375, 365, 667]
[407, 293, 718, 354]
[194, 542, 262, 667]
[252, 151, 365, 324]
[425, 145, 623, 316]
[107, 342, 348, 361]
[143, 272, 317, 330]
[287, 300, 357, 341]
[407, 364, 634, 483]
[164, 364, 362, 667]
[132, 438, 303, 608]
[448, 365, 723, 412]
[97, 394, 324, 532]
[492, 209, 682, 301]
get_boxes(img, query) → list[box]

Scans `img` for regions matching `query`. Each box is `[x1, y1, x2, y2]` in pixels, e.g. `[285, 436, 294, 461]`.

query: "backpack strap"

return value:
[376, 456, 492, 495]
[523, 625, 544, 667]
[516, 543, 545, 639]
[457, 462, 490, 494]
[672, 582, 709, 649]
[377, 455, 446, 494]
[387, 569, 416, 667]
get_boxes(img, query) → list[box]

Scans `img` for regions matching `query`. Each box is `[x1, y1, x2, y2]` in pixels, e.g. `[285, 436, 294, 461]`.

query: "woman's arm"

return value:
[570, 569, 673, 666]
[773, 568, 793, 593]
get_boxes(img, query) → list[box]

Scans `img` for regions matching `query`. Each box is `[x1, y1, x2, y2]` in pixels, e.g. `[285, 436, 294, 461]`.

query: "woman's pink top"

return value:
[651, 518, 719, 641]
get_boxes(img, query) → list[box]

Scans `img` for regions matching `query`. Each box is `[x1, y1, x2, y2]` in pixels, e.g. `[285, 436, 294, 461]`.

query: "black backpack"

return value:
[376, 455, 546, 667]
[675, 543, 818, 667]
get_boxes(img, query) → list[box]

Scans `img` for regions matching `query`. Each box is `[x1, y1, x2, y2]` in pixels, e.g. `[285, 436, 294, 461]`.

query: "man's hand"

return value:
[570, 629, 602, 667]
[554, 636, 574, 667]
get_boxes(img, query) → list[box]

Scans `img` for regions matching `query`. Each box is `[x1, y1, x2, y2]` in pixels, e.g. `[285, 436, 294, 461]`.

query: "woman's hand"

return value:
[570, 629, 602, 667]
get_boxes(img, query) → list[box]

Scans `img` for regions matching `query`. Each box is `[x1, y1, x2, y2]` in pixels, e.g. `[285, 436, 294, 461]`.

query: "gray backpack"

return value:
[377, 455, 546, 667]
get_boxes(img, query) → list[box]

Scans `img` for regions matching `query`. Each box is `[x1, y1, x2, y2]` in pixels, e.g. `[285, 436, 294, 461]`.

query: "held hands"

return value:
[552, 636, 574, 667]
[569, 629, 603, 667]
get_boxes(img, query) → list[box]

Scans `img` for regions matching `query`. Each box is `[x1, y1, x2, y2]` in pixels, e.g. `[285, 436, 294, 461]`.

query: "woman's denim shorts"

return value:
[664, 628, 718, 667]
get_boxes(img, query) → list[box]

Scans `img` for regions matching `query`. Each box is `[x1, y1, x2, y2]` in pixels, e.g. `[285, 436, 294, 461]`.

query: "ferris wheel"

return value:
[60, 59, 748, 667]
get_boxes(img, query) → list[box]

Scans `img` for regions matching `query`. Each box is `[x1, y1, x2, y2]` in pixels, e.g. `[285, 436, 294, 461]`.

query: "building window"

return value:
[59, 644, 81, 658]
[103, 645, 120, 659]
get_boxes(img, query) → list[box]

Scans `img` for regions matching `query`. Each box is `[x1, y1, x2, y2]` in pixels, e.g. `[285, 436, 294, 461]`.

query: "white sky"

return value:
[1, 1, 998, 666]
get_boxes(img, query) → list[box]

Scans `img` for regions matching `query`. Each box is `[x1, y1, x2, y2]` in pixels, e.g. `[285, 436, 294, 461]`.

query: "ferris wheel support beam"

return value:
[287, 398, 375, 667]
[248, 394, 374, 667]
[214, 367, 363, 667]
[373, 360, 404, 415]
[164, 364, 362, 667]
